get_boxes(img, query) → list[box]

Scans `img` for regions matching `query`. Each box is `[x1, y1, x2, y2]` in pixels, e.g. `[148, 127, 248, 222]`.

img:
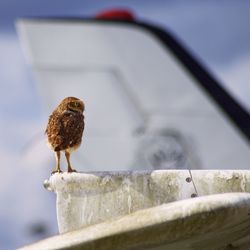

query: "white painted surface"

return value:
[18, 192, 250, 250]
[44, 170, 250, 234]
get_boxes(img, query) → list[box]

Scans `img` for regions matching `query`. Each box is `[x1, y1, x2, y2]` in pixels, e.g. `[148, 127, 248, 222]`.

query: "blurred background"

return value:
[0, 1, 250, 249]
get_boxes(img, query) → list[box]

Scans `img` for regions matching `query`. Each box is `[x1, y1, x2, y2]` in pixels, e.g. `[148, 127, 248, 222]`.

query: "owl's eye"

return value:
[74, 102, 79, 107]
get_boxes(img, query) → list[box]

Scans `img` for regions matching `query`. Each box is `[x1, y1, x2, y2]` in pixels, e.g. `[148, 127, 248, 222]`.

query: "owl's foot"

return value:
[51, 169, 63, 175]
[68, 167, 77, 173]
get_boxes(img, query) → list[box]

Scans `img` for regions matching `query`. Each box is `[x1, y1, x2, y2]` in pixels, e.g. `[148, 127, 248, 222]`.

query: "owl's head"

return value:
[58, 97, 85, 113]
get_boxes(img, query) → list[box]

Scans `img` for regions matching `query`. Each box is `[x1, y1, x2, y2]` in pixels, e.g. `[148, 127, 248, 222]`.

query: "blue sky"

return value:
[0, 1, 250, 249]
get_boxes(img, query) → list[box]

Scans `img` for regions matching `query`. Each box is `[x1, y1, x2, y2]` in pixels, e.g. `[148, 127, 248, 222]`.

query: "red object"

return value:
[95, 9, 135, 21]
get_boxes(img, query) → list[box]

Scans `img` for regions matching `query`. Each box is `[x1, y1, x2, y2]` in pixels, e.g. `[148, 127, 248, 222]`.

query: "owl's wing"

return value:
[46, 110, 84, 151]
[60, 111, 84, 148]
[60, 111, 77, 131]
[46, 112, 65, 150]
[60, 111, 84, 135]
[45, 113, 61, 134]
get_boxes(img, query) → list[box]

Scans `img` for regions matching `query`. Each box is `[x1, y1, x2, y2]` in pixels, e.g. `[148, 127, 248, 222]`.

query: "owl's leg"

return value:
[65, 150, 77, 173]
[51, 151, 62, 174]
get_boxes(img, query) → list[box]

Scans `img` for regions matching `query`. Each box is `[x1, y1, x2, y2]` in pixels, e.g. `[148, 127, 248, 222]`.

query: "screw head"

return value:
[191, 193, 197, 198]
[43, 179, 52, 191]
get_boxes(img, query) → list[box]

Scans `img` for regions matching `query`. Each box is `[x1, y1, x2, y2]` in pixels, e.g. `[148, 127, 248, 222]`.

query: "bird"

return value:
[45, 97, 85, 174]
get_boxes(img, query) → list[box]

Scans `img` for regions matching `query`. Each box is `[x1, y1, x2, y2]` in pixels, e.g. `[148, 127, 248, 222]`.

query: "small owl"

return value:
[46, 97, 85, 174]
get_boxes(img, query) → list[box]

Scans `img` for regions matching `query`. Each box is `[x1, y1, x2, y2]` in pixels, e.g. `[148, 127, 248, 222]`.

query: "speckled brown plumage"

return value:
[46, 97, 85, 174]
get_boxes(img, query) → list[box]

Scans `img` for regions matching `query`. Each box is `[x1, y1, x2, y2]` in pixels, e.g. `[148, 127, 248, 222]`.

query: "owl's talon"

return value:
[51, 169, 63, 175]
[68, 168, 77, 173]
